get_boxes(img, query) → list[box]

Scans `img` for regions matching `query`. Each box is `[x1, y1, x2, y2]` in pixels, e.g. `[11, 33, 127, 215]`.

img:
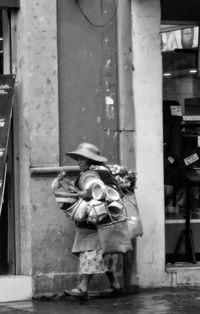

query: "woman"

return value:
[53, 142, 121, 298]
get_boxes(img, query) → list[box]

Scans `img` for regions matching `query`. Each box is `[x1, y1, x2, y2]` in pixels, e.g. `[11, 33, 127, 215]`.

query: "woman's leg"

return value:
[78, 274, 93, 292]
[106, 271, 120, 290]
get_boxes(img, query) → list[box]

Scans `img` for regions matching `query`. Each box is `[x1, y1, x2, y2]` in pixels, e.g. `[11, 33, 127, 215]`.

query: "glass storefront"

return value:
[162, 25, 200, 263]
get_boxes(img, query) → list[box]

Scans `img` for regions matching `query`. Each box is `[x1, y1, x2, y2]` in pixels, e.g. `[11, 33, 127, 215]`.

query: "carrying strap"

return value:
[102, 165, 125, 197]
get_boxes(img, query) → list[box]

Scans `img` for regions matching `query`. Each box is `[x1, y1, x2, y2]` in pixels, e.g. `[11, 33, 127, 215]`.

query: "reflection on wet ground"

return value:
[2, 287, 200, 313]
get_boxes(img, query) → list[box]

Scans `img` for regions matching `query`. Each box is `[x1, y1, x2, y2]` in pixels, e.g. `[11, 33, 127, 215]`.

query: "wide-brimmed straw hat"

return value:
[66, 142, 107, 163]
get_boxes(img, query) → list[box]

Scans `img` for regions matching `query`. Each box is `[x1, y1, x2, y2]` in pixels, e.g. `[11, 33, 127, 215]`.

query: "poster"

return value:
[161, 26, 199, 52]
[0, 74, 16, 215]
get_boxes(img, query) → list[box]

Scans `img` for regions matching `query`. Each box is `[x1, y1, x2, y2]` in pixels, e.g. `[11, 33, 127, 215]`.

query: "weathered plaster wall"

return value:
[131, 0, 166, 287]
[57, 0, 119, 164]
[117, 0, 136, 170]
[15, 0, 200, 293]
[31, 176, 79, 294]
[25, 0, 59, 167]
[16, 0, 121, 295]
[16, 0, 59, 284]
[14, 0, 200, 296]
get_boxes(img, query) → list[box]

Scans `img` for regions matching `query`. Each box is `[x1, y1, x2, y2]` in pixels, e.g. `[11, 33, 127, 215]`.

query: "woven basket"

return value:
[97, 218, 132, 254]
[79, 170, 103, 191]
[54, 187, 79, 204]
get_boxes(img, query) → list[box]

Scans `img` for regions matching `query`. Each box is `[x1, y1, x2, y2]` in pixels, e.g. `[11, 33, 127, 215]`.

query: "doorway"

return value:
[0, 10, 15, 275]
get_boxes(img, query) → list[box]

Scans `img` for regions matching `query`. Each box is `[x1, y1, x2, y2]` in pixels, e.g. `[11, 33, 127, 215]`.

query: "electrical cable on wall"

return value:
[76, 0, 119, 28]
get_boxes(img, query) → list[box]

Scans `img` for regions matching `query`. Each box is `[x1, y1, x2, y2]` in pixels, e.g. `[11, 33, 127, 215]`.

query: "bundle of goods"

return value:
[88, 165, 143, 242]
[54, 175, 79, 210]
[53, 165, 143, 254]
[53, 169, 125, 223]
[90, 164, 137, 194]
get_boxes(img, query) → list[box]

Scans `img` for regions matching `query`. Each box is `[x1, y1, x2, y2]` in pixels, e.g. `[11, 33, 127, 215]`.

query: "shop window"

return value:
[162, 25, 200, 264]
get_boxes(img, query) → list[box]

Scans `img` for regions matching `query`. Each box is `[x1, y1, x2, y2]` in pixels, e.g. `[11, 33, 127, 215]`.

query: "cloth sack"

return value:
[122, 193, 143, 239]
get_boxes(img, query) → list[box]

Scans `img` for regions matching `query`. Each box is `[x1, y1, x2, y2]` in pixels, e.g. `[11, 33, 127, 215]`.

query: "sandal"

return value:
[110, 287, 122, 296]
[64, 288, 88, 300]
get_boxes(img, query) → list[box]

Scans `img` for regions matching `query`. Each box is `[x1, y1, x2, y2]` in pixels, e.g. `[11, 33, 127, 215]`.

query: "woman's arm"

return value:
[51, 171, 66, 191]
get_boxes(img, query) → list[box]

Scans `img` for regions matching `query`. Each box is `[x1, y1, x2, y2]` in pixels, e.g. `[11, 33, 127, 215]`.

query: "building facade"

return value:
[1, 0, 200, 302]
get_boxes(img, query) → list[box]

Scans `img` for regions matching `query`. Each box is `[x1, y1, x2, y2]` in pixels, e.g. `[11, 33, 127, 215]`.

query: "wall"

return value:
[15, 0, 173, 294]
[16, 0, 122, 295]
[131, 0, 166, 287]
[15, 0, 200, 294]
[117, 0, 136, 169]
[57, 0, 119, 165]
[15, 0, 59, 292]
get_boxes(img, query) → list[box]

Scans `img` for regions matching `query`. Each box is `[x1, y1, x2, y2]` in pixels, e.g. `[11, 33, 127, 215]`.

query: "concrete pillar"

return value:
[117, 0, 136, 170]
[131, 0, 165, 287]
[15, 0, 59, 276]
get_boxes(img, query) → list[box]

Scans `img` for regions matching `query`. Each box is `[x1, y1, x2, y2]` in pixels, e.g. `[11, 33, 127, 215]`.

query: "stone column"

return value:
[15, 0, 59, 275]
[117, 0, 136, 170]
[131, 0, 165, 287]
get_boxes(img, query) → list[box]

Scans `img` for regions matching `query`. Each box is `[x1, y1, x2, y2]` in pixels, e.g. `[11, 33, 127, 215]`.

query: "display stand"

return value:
[172, 170, 200, 264]
[172, 183, 196, 264]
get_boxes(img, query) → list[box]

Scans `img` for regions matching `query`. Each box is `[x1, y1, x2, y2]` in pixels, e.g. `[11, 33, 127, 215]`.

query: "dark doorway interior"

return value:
[0, 11, 15, 275]
[0, 9, 7, 274]
[0, 185, 8, 274]
[0, 11, 3, 74]
[161, 0, 200, 23]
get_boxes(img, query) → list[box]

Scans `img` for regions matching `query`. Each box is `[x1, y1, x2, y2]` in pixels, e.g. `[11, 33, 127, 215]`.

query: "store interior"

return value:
[162, 25, 200, 264]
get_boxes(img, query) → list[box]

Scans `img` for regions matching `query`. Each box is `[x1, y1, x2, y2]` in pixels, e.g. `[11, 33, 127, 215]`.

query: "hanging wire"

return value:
[76, 0, 119, 28]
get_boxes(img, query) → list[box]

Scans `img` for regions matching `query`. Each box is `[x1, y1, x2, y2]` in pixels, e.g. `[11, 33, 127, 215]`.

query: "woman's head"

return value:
[66, 142, 107, 167]
[76, 155, 92, 172]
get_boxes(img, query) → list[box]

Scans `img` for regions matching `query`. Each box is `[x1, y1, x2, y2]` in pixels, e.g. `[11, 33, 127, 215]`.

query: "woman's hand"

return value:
[51, 178, 60, 190]
[78, 190, 90, 200]
[57, 170, 66, 180]
[51, 171, 66, 191]
[78, 190, 87, 199]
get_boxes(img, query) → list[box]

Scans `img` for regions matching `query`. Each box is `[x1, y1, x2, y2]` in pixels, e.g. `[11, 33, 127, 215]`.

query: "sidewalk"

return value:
[1, 287, 200, 313]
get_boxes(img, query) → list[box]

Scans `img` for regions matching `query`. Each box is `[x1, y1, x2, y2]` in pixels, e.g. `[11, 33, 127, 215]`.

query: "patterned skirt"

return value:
[79, 249, 118, 274]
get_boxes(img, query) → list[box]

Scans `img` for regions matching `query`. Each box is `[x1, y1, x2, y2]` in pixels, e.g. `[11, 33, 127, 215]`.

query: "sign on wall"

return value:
[0, 75, 15, 215]
[0, 0, 20, 8]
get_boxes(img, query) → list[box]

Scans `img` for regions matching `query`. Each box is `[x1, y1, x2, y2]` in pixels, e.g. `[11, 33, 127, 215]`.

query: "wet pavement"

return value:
[1, 287, 200, 313]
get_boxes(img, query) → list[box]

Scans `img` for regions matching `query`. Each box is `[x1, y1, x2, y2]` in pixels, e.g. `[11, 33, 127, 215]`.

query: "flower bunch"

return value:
[107, 164, 137, 193]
